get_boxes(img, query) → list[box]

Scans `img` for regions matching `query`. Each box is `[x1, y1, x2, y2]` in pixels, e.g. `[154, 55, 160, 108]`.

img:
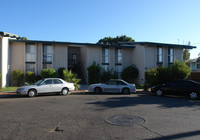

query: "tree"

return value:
[121, 65, 138, 83]
[20, 37, 28, 40]
[63, 70, 81, 90]
[171, 61, 190, 80]
[97, 35, 134, 45]
[183, 49, 190, 61]
[87, 62, 101, 84]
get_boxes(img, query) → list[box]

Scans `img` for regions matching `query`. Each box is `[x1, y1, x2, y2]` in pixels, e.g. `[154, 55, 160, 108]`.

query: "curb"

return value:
[0, 90, 150, 96]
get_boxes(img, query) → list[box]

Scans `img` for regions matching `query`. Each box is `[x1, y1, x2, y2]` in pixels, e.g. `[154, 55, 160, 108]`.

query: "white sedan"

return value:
[88, 79, 136, 94]
[16, 78, 75, 97]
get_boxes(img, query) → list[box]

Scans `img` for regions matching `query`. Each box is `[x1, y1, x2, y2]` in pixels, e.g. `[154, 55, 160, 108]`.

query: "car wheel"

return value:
[61, 88, 69, 96]
[156, 90, 163, 96]
[189, 92, 198, 100]
[122, 88, 130, 94]
[94, 87, 102, 94]
[28, 89, 36, 97]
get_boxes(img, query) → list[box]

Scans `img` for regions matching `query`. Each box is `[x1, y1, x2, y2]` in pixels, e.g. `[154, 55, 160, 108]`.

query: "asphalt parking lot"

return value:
[0, 92, 200, 140]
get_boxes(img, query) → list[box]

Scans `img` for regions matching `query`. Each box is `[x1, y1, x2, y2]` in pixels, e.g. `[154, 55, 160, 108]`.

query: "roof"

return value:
[9, 39, 136, 48]
[119, 41, 196, 49]
[0, 31, 20, 39]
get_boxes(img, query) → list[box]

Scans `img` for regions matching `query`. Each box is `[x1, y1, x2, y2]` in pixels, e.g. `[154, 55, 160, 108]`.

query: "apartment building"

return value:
[0, 32, 196, 87]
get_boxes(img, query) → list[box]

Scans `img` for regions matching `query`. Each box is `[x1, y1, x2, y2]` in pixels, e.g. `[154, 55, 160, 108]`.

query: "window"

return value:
[102, 48, 109, 71]
[43, 79, 52, 85]
[197, 63, 200, 69]
[115, 48, 122, 64]
[43, 45, 53, 69]
[53, 79, 63, 84]
[115, 65, 122, 78]
[25, 44, 36, 72]
[168, 48, 174, 63]
[157, 47, 162, 66]
[115, 48, 122, 78]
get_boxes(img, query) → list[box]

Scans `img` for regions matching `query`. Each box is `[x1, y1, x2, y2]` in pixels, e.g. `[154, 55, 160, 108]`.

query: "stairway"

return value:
[68, 65, 87, 84]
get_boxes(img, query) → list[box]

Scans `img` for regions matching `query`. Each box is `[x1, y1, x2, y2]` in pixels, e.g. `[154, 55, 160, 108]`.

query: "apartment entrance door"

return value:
[72, 54, 78, 65]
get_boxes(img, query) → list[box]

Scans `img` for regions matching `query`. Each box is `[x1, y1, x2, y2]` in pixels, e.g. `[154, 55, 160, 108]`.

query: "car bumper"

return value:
[16, 90, 28, 95]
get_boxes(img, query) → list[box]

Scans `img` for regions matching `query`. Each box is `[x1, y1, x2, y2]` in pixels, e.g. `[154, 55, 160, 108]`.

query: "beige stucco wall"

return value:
[174, 48, 183, 61]
[10, 42, 25, 85]
[145, 46, 156, 69]
[132, 45, 145, 84]
[80, 47, 88, 80]
[87, 46, 102, 67]
[53, 44, 68, 71]
[10, 42, 25, 72]
[123, 48, 133, 69]
[36, 43, 42, 75]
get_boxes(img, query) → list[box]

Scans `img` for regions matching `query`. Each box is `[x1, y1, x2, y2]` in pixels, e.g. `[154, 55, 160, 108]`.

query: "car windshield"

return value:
[34, 79, 44, 85]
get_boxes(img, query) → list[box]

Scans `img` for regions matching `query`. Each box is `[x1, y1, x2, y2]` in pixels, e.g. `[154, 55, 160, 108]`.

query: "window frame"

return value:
[102, 47, 109, 71]
[157, 47, 163, 67]
[25, 43, 36, 73]
[168, 48, 174, 64]
[42, 44, 53, 69]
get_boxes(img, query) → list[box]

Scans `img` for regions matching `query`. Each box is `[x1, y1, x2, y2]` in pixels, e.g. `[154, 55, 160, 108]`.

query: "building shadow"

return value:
[87, 94, 200, 109]
[146, 130, 200, 140]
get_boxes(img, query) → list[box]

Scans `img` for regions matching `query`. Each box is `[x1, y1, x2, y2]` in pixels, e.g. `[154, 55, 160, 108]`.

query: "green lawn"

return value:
[0, 87, 18, 92]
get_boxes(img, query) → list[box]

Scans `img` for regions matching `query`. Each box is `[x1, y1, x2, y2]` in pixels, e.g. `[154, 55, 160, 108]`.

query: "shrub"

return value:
[58, 67, 65, 79]
[12, 70, 24, 86]
[145, 68, 158, 87]
[63, 70, 81, 90]
[171, 61, 190, 80]
[41, 68, 57, 78]
[157, 66, 172, 84]
[25, 71, 35, 84]
[121, 65, 138, 83]
[35, 75, 42, 82]
[101, 71, 113, 83]
[145, 61, 191, 87]
[87, 62, 101, 84]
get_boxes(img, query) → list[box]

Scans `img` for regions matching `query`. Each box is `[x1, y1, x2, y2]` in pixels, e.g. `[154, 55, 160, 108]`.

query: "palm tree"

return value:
[63, 70, 81, 90]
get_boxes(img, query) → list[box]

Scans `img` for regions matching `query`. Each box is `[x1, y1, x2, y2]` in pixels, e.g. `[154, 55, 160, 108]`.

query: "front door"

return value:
[72, 54, 78, 65]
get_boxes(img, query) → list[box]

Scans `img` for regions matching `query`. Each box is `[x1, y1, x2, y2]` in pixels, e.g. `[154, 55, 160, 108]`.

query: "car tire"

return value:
[122, 88, 130, 94]
[156, 90, 163, 96]
[94, 87, 102, 94]
[61, 88, 69, 96]
[189, 91, 198, 100]
[28, 89, 36, 97]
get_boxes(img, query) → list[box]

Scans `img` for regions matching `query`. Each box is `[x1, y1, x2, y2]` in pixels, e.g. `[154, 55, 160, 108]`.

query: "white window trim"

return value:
[42, 44, 53, 69]
[25, 43, 37, 73]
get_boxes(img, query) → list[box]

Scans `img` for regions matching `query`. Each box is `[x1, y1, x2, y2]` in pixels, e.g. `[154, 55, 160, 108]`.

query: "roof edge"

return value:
[119, 41, 196, 49]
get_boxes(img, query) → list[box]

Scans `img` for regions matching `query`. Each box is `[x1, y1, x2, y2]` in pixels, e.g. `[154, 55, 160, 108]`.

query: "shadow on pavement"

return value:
[146, 130, 200, 140]
[87, 94, 200, 109]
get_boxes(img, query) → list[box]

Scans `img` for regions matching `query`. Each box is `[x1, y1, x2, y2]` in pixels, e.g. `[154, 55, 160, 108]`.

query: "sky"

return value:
[1, 0, 200, 59]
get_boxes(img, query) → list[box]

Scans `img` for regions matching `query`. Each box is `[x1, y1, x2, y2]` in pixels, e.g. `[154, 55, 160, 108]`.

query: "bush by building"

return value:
[25, 71, 35, 84]
[41, 68, 57, 78]
[121, 65, 138, 83]
[145, 61, 191, 87]
[87, 62, 101, 84]
[57, 67, 65, 79]
[12, 70, 24, 86]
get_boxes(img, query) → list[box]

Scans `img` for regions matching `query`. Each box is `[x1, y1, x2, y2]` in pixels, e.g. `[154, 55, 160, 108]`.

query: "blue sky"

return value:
[1, 0, 200, 58]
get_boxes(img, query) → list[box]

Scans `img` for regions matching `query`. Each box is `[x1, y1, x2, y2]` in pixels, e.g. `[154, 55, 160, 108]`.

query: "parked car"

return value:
[16, 78, 75, 97]
[88, 79, 136, 94]
[151, 80, 200, 99]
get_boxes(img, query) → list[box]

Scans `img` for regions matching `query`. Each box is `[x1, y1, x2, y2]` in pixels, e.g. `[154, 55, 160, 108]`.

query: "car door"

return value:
[103, 81, 118, 93]
[52, 79, 63, 92]
[165, 81, 179, 95]
[37, 79, 53, 93]
[117, 81, 128, 92]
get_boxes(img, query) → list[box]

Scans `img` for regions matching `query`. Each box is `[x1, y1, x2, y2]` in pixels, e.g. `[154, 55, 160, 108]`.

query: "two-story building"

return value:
[0, 32, 196, 87]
